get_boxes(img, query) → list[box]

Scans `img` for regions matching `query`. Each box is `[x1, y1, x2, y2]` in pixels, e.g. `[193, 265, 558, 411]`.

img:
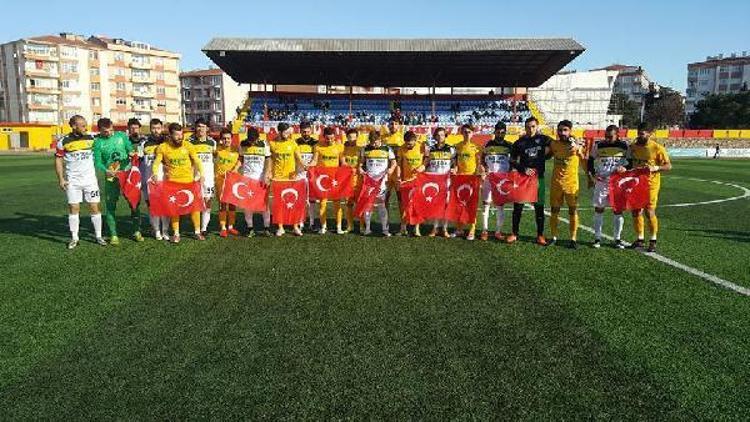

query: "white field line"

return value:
[542, 186, 750, 296]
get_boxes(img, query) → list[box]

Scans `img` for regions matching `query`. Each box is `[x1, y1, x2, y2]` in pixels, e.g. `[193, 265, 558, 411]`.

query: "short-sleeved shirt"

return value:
[398, 143, 425, 181]
[155, 142, 202, 183]
[316, 143, 343, 168]
[55, 132, 97, 185]
[482, 137, 514, 173]
[138, 134, 165, 181]
[215, 146, 240, 176]
[296, 137, 317, 177]
[550, 137, 584, 192]
[342, 143, 362, 169]
[589, 140, 630, 179]
[630, 139, 671, 185]
[425, 144, 455, 175]
[189, 136, 217, 177]
[455, 141, 482, 175]
[361, 145, 395, 179]
[270, 139, 299, 180]
[511, 134, 553, 176]
[241, 140, 271, 180]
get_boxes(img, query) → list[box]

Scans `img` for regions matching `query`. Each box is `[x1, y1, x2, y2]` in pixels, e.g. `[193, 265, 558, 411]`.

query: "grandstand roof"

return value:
[202, 38, 585, 88]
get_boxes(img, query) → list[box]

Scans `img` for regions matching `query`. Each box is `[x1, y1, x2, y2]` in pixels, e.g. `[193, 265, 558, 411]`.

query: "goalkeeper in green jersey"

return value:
[93, 117, 143, 245]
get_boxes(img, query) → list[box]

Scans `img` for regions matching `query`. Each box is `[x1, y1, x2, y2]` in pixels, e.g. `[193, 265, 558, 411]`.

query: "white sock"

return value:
[262, 209, 271, 228]
[613, 214, 624, 240]
[69, 214, 80, 240]
[149, 214, 160, 235]
[201, 210, 211, 232]
[244, 211, 253, 229]
[496, 205, 505, 232]
[364, 211, 372, 232]
[91, 213, 102, 238]
[160, 217, 170, 236]
[593, 212, 604, 239]
[482, 204, 491, 231]
[308, 202, 316, 227]
[441, 220, 448, 230]
[377, 203, 388, 232]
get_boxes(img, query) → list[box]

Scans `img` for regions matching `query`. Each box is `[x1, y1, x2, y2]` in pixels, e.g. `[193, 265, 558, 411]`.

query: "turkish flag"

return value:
[148, 181, 204, 217]
[412, 173, 449, 220]
[487, 172, 538, 205]
[609, 169, 650, 213]
[220, 172, 267, 211]
[116, 155, 141, 209]
[399, 179, 421, 225]
[271, 179, 307, 225]
[308, 166, 354, 200]
[354, 175, 383, 217]
[446, 175, 480, 224]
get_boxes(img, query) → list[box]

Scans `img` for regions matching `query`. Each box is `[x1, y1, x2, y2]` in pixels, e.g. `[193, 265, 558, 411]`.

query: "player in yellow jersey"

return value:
[453, 124, 483, 240]
[311, 126, 345, 234]
[270, 122, 306, 236]
[342, 128, 363, 233]
[214, 128, 241, 238]
[629, 122, 672, 252]
[151, 123, 205, 243]
[381, 118, 404, 228]
[297, 121, 318, 231]
[548, 120, 585, 249]
[396, 130, 425, 236]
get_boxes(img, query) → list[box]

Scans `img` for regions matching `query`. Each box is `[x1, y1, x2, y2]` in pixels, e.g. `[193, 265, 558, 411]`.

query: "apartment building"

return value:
[180, 68, 250, 127]
[686, 52, 750, 114]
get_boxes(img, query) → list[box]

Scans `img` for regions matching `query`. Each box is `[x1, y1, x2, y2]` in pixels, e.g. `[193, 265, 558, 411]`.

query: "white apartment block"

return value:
[180, 68, 250, 128]
[0, 33, 181, 126]
[686, 52, 750, 114]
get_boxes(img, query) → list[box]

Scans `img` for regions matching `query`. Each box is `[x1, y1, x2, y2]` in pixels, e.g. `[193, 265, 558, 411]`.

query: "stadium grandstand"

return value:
[202, 38, 584, 138]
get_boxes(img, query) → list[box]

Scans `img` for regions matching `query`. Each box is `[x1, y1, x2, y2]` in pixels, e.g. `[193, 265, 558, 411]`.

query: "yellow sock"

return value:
[319, 200, 328, 227]
[569, 212, 578, 241]
[335, 202, 343, 229]
[346, 204, 354, 231]
[171, 216, 180, 234]
[635, 214, 645, 239]
[468, 222, 476, 235]
[550, 212, 559, 238]
[218, 210, 227, 230]
[648, 214, 658, 240]
[190, 211, 201, 233]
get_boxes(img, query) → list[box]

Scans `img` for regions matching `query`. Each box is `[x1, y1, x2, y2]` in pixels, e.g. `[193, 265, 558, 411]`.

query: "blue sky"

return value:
[3, 0, 749, 92]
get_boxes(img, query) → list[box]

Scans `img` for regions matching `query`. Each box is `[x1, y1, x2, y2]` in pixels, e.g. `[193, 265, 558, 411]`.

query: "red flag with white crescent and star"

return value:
[354, 175, 384, 217]
[487, 172, 538, 205]
[116, 155, 142, 209]
[220, 171, 267, 211]
[412, 173, 449, 220]
[307, 166, 354, 201]
[271, 179, 307, 225]
[609, 169, 650, 213]
[446, 174, 480, 224]
[148, 181, 205, 217]
[399, 178, 421, 225]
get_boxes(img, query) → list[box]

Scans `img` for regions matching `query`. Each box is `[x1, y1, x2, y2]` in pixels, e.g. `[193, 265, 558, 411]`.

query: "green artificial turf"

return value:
[1, 155, 749, 419]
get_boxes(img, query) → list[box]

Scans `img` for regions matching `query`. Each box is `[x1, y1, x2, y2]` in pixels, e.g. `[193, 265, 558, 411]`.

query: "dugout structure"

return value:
[202, 38, 585, 88]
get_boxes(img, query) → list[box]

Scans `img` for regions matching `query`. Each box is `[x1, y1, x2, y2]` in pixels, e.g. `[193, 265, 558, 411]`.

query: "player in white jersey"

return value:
[423, 127, 456, 237]
[54, 115, 105, 249]
[587, 125, 631, 249]
[296, 121, 318, 230]
[359, 131, 397, 236]
[479, 122, 515, 241]
[188, 118, 217, 235]
[239, 127, 273, 236]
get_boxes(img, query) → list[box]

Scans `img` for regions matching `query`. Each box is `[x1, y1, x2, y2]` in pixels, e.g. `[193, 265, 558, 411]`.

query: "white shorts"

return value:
[66, 182, 101, 204]
[202, 175, 216, 199]
[592, 179, 610, 208]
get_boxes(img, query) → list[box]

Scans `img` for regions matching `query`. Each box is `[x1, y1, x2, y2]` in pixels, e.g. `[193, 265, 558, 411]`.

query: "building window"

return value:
[90, 82, 100, 91]
[90, 68, 100, 76]
[132, 69, 150, 80]
[61, 79, 79, 90]
[114, 52, 125, 62]
[91, 97, 101, 106]
[24, 43, 56, 56]
[156, 72, 164, 81]
[116, 82, 126, 91]
[157, 87, 166, 96]
[60, 46, 77, 58]
[61, 62, 78, 74]
[116, 98, 127, 106]
[89, 50, 98, 60]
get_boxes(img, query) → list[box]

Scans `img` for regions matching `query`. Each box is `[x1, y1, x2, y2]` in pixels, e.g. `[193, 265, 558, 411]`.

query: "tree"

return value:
[608, 93, 640, 128]
[643, 87, 685, 128]
[689, 91, 750, 129]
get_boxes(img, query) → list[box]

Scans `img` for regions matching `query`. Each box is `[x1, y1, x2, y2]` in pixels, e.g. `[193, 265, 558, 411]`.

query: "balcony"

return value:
[133, 90, 154, 98]
[131, 61, 152, 70]
[131, 103, 152, 112]
[28, 102, 59, 111]
[131, 75, 153, 84]
[23, 52, 59, 62]
[25, 68, 59, 78]
[27, 86, 61, 94]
